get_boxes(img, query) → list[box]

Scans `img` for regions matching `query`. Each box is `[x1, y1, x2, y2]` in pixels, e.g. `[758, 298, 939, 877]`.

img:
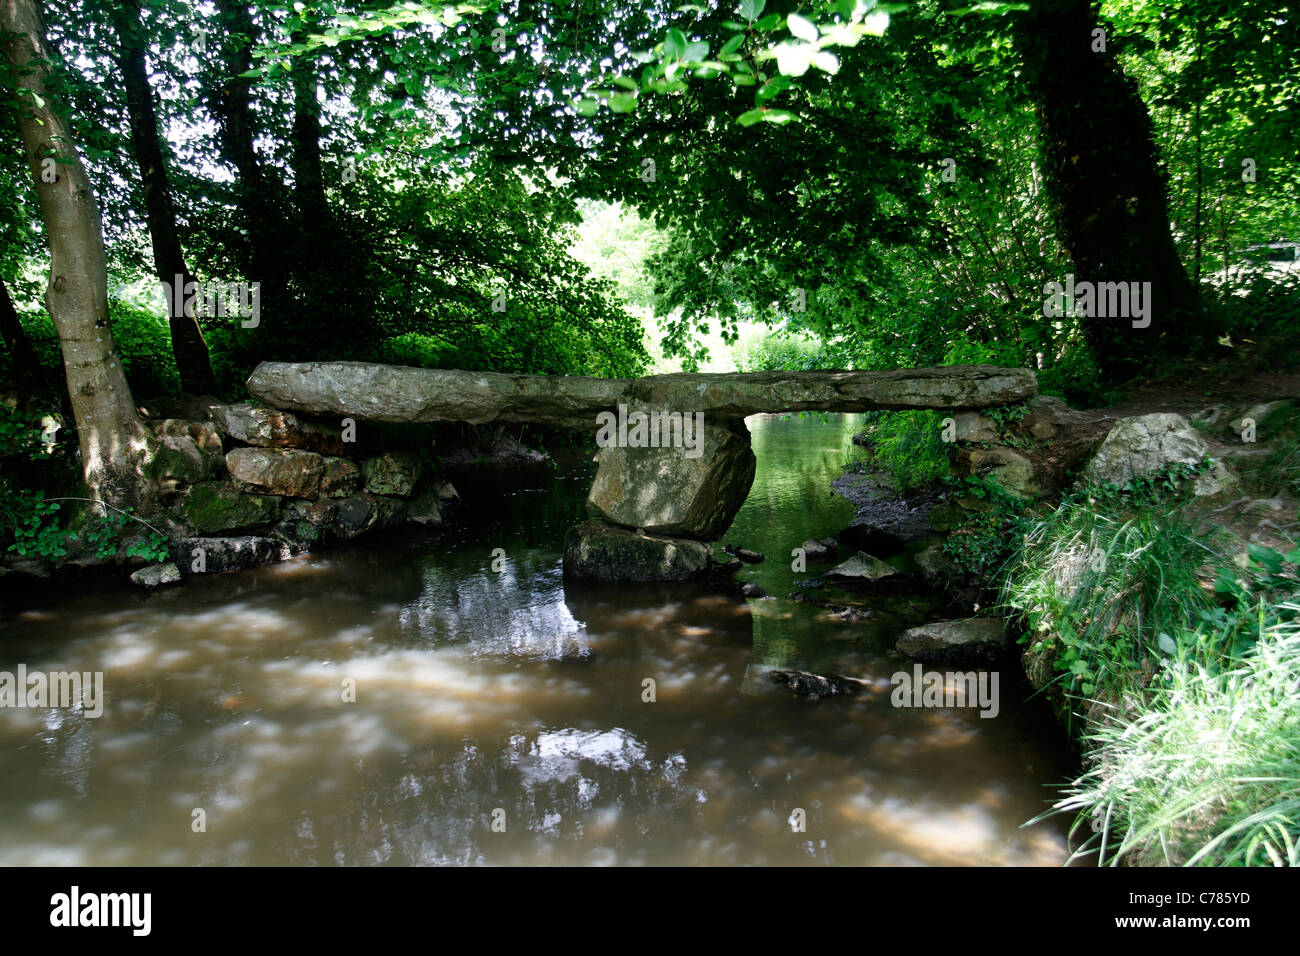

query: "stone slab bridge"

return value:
[247, 361, 1037, 582]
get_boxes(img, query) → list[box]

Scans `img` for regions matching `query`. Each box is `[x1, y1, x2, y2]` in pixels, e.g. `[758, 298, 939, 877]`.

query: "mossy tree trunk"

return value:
[1017, 0, 1214, 383]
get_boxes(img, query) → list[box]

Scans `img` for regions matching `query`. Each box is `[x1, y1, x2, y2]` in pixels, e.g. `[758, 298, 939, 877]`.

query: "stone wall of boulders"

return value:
[941, 395, 1251, 503]
[137, 400, 459, 586]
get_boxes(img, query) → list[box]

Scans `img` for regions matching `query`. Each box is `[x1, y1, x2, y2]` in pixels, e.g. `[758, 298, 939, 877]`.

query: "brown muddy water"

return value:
[0, 413, 1074, 865]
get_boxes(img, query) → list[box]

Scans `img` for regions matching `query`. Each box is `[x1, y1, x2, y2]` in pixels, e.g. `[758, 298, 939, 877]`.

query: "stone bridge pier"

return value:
[247, 361, 1037, 582]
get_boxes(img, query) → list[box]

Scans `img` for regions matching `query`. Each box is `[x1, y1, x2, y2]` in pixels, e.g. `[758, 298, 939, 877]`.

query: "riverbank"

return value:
[843, 378, 1300, 865]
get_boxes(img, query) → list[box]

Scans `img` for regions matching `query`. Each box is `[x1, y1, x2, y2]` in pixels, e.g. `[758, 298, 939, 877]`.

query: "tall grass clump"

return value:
[1001, 481, 1231, 702]
[1049, 605, 1300, 866]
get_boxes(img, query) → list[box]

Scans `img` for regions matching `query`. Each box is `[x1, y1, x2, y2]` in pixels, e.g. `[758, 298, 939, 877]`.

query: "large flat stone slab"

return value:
[246, 361, 1037, 426]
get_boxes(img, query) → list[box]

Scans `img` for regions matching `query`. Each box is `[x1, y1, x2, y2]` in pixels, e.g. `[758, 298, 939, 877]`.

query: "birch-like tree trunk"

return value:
[2, 0, 155, 510]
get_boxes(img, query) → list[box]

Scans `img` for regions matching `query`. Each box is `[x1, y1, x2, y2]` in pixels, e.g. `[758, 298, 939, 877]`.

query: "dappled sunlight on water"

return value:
[0, 414, 1072, 865]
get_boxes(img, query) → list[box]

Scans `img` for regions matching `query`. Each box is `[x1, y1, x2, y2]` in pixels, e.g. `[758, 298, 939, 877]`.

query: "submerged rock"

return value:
[838, 522, 906, 556]
[405, 489, 444, 527]
[724, 544, 766, 564]
[768, 669, 868, 698]
[173, 536, 290, 574]
[895, 617, 1008, 663]
[562, 519, 713, 582]
[823, 551, 903, 588]
[130, 562, 181, 588]
[790, 591, 874, 622]
[799, 538, 839, 563]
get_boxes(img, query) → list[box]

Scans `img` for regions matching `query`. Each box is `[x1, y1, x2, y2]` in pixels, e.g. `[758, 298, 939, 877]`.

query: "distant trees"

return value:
[110, 0, 217, 394]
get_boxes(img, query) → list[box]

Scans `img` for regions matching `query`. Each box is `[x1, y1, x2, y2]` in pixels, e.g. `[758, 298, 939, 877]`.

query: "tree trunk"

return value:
[110, 0, 217, 395]
[2, 0, 155, 511]
[286, 44, 381, 356]
[205, 0, 286, 295]
[290, 44, 331, 240]
[1017, 0, 1212, 382]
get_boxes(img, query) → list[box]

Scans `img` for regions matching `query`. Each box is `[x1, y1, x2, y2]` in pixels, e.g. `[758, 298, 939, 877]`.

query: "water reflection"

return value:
[0, 414, 1072, 865]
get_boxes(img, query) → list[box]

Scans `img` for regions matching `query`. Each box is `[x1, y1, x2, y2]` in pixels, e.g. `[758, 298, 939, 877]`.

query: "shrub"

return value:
[940, 475, 1034, 579]
[846, 409, 951, 493]
[732, 328, 834, 372]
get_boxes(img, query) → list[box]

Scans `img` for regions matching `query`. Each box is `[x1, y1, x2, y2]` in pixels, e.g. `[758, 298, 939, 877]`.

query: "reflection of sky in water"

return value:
[0, 415, 1073, 866]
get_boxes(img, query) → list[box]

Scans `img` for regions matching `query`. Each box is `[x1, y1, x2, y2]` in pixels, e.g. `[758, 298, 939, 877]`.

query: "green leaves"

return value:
[786, 13, 818, 43]
[719, 32, 747, 60]
[608, 92, 638, 113]
[754, 74, 792, 105]
[568, 0, 890, 127]
[664, 27, 688, 59]
[775, 42, 814, 77]
[664, 28, 708, 62]
[736, 107, 796, 126]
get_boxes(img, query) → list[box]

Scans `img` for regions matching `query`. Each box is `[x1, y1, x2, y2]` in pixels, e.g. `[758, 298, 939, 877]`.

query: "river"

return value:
[0, 412, 1073, 865]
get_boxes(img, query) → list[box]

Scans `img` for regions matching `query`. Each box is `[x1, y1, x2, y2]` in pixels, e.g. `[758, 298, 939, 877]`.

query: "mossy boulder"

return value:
[150, 432, 224, 494]
[179, 482, 282, 534]
[319, 456, 361, 497]
[361, 451, 423, 497]
[928, 501, 967, 532]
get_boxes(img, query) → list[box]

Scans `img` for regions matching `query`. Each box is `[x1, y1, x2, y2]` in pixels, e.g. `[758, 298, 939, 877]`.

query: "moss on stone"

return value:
[179, 482, 281, 534]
